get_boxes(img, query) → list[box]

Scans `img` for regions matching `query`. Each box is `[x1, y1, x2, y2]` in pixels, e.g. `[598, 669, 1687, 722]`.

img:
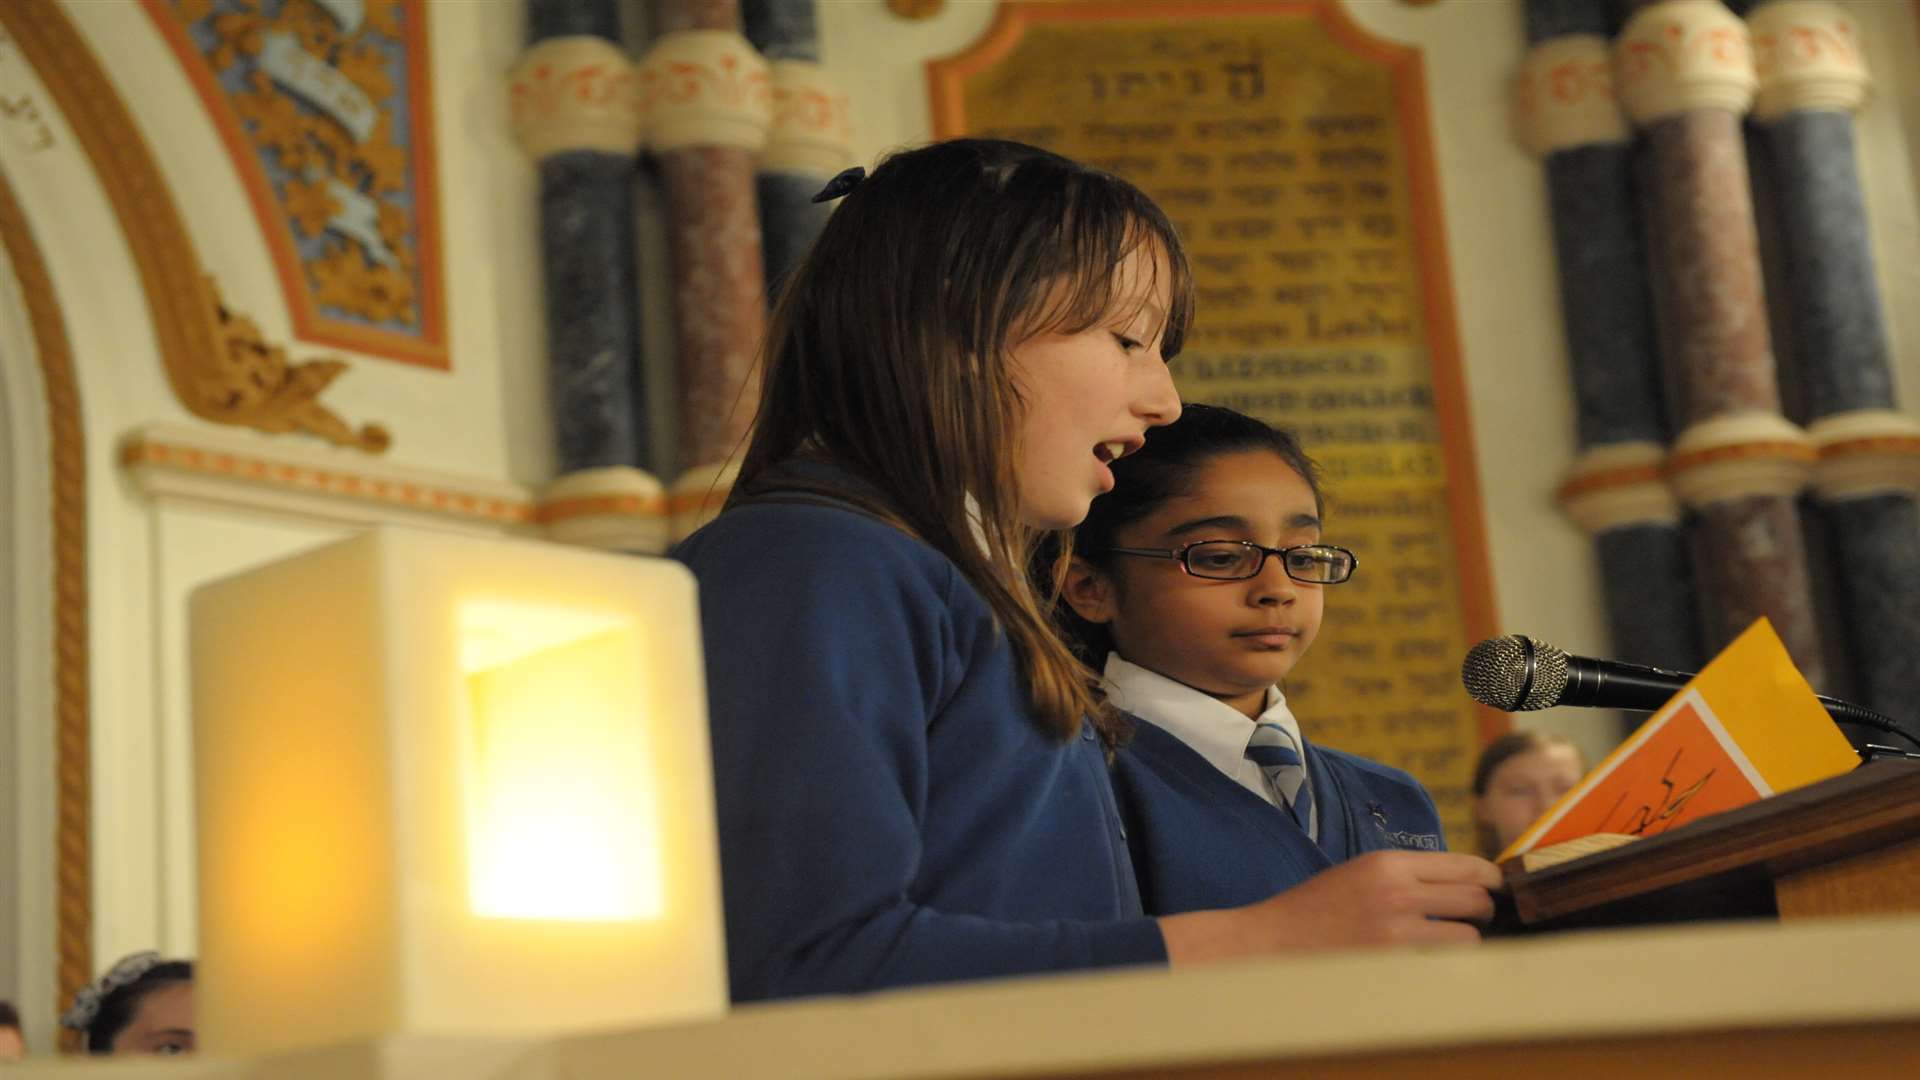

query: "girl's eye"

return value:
[1113, 333, 1143, 352]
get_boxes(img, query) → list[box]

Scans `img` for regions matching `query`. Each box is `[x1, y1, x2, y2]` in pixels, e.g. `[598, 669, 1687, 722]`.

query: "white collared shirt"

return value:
[1103, 654, 1315, 834]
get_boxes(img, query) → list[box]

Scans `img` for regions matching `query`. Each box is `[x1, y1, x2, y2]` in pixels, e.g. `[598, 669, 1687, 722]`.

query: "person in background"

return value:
[59, 950, 194, 1056]
[1471, 730, 1588, 858]
[0, 1000, 23, 1062]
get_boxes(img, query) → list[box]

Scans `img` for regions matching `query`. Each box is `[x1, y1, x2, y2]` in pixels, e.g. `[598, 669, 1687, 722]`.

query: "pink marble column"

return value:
[643, 0, 772, 539]
[1617, 0, 1824, 684]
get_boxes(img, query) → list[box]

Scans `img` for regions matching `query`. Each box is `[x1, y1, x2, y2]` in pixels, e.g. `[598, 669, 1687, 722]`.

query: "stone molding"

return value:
[1666, 412, 1816, 506]
[509, 36, 645, 160]
[641, 30, 773, 154]
[1516, 35, 1628, 157]
[764, 60, 854, 175]
[1558, 441, 1681, 533]
[1748, 1, 1870, 121]
[1807, 409, 1920, 500]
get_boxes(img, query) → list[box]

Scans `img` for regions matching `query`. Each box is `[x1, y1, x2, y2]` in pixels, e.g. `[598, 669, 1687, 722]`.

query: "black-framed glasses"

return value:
[1103, 540, 1359, 584]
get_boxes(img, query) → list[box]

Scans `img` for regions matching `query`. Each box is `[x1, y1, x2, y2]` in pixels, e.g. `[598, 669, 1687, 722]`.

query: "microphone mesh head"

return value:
[1460, 635, 1571, 711]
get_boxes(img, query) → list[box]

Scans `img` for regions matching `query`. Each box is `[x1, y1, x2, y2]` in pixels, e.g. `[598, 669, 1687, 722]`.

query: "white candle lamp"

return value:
[190, 526, 724, 1056]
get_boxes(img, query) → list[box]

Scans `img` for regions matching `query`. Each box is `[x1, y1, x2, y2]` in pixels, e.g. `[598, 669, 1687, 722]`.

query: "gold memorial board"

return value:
[932, 0, 1501, 850]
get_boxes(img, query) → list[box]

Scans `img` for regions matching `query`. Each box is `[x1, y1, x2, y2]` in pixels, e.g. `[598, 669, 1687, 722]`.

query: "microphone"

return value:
[1460, 635, 1688, 713]
[1459, 634, 1918, 749]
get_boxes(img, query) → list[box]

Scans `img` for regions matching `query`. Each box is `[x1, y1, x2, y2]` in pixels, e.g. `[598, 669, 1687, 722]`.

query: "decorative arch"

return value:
[0, 155, 90, 1053]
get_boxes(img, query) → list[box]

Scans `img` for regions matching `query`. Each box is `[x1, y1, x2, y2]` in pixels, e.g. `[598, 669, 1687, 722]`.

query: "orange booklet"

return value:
[1499, 619, 1859, 863]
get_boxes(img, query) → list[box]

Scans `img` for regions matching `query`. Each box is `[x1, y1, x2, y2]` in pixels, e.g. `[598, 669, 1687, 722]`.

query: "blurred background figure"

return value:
[0, 1000, 23, 1061]
[58, 951, 194, 1056]
[1472, 732, 1588, 859]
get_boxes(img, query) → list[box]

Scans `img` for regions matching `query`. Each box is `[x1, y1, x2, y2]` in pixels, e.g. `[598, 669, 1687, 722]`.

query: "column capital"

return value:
[1748, 1, 1870, 121]
[1558, 441, 1679, 533]
[1617, 0, 1757, 125]
[1515, 35, 1628, 157]
[765, 60, 854, 176]
[1666, 412, 1814, 507]
[509, 37, 644, 161]
[642, 30, 774, 154]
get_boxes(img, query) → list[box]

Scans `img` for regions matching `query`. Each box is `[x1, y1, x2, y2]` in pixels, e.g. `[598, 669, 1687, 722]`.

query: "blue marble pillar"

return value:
[1748, 77, 1920, 724]
[523, 0, 649, 475]
[743, 0, 838, 296]
[1527, 0, 1703, 673]
[529, 0, 618, 41]
[539, 151, 646, 471]
[1753, 113, 1895, 417]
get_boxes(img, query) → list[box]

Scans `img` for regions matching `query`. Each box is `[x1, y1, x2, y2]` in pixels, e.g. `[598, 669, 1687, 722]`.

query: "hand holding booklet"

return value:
[1498, 619, 1860, 868]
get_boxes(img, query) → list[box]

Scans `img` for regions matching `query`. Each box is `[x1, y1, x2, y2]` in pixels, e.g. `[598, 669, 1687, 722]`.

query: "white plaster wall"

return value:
[1853, 0, 1920, 398]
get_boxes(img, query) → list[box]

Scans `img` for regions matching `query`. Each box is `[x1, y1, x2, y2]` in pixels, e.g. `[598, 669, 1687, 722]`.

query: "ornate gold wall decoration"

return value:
[0, 138, 90, 1059]
[0, 1, 391, 454]
[201, 276, 391, 452]
[144, 0, 447, 369]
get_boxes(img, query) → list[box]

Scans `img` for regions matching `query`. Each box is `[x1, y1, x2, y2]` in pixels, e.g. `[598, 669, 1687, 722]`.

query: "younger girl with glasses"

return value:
[675, 141, 1498, 1002]
[1057, 404, 1485, 927]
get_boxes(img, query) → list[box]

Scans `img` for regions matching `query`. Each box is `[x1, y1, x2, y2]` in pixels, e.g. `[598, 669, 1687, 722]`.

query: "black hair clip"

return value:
[811, 165, 865, 204]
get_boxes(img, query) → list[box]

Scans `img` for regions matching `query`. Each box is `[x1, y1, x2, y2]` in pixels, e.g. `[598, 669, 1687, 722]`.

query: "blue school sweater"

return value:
[674, 483, 1166, 1002]
[1111, 718, 1445, 915]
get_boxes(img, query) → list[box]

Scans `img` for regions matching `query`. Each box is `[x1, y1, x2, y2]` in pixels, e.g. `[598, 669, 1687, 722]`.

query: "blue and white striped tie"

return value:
[1246, 722, 1316, 837]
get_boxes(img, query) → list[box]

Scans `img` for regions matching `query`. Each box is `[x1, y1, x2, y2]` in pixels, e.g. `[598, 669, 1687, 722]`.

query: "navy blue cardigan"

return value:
[674, 489, 1166, 1002]
[1111, 717, 1445, 915]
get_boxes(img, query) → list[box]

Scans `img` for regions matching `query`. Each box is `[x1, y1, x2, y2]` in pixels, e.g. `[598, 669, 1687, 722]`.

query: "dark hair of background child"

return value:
[81, 960, 192, 1054]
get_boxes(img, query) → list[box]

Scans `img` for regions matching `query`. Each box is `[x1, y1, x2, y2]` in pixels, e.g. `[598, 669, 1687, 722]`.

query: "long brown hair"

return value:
[730, 139, 1194, 745]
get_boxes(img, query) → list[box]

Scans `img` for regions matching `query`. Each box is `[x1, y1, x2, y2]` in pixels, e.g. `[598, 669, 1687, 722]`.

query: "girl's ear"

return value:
[1062, 556, 1119, 625]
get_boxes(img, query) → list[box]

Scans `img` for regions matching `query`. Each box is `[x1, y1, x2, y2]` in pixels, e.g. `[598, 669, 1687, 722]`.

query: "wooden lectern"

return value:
[1498, 759, 1920, 933]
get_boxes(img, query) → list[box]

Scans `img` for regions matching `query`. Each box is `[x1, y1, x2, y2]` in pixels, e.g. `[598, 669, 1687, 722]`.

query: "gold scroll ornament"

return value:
[932, 1, 1498, 851]
[201, 275, 392, 453]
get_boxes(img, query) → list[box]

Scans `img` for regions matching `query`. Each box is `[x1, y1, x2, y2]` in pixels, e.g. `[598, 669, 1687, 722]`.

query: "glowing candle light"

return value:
[191, 528, 724, 1056]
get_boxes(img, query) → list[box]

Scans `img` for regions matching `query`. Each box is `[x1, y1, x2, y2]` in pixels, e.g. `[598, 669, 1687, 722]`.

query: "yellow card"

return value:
[1499, 619, 1858, 862]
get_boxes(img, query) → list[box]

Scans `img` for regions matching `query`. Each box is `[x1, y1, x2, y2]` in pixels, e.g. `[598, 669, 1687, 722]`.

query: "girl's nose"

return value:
[1135, 360, 1181, 426]
[1250, 553, 1299, 606]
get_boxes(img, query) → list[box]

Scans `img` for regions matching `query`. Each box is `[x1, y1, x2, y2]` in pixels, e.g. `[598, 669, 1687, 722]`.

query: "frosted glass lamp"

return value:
[190, 527, 725, 1056]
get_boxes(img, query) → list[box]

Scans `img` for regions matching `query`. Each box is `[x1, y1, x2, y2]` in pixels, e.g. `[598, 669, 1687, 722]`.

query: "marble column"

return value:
[1616, 0, 1823, 684]
[742, 0, 853, 297]
[510, 0, 669, 552]
[1745, 0, 1920, 724]
[642, 1, 773, 540]
[1521, 0, 1703, 672]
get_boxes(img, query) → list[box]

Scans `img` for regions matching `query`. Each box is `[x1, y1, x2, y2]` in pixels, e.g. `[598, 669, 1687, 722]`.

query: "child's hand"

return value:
[1158, 852, 1503, 964]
